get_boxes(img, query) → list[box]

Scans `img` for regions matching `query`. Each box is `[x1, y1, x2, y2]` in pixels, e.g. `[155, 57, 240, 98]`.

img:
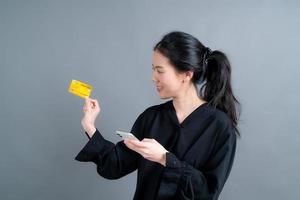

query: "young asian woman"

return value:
[75, 31, 241, 200]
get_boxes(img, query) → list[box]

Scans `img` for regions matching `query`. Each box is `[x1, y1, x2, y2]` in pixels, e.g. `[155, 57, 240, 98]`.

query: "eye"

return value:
[152, 66, 164, 73]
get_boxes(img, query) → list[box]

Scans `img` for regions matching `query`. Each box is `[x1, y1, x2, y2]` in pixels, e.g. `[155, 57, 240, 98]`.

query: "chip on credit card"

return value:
[68, 79, 93, 99]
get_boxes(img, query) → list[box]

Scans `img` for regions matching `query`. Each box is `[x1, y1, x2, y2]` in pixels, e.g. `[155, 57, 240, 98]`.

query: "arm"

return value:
[75, 98, 146, 179]
[159, 123, 237, 200]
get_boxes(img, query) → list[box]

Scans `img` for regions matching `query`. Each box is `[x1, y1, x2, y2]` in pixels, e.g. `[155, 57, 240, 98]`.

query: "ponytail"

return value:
[200, 50, 241, 137]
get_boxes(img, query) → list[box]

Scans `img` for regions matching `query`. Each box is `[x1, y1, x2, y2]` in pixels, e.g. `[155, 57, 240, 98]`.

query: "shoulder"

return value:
[213, 108, 231, 128]
[131, 101, 167, 135]
[140, 100, 170, 116]
[133, 101, 168, 123]
[206, 106, 235, 138]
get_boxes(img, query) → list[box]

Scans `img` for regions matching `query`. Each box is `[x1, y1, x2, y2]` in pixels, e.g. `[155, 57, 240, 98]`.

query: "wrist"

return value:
[83, 124, 96, 137]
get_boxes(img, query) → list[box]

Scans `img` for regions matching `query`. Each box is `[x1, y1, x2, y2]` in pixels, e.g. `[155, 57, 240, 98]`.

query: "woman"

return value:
[75, 31, 240, 200]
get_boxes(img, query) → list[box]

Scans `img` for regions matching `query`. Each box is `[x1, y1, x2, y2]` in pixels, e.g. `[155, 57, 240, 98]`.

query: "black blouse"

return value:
[75, 100, 237, 200]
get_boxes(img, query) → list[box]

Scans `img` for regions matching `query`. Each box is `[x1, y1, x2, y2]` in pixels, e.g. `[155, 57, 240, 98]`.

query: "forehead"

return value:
[152, 51, 171, 68]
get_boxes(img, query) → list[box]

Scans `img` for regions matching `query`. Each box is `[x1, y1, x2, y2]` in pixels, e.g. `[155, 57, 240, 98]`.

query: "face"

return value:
[152, 50, 192, 99]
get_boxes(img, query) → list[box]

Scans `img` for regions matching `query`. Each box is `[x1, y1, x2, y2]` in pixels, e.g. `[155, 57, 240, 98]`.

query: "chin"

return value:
[158, 93, 172, 100]
[160, 96, 169, 100]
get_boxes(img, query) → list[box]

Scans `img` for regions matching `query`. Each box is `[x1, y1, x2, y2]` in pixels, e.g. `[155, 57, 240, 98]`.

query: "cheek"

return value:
[160, 74, 181, 90]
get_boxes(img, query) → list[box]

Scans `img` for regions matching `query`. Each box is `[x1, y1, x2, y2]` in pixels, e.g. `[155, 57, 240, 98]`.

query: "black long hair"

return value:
[154, 31, 241, 137]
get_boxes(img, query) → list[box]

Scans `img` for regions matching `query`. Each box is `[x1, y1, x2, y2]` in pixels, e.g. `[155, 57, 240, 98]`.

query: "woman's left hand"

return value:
[124, 138, 168, 166]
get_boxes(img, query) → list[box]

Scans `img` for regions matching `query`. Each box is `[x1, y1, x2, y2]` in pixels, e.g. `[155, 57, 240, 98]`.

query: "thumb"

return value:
[85, 97, 90, 104]
[84, 97, 93, 110]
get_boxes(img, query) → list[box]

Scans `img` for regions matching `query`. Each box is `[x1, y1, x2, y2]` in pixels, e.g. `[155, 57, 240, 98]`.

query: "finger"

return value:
[128, 140, 147, 148]
[124, 138, 139, 146]
[124, 140, 144, 154]
[126, 140, 149, 154]
[142, 138, 156, 144]
[88, 98, 93, 105]
[91, 102, 96, 108]
[124, 139, 133, 149]
[124, 141, 153, 159]
[85, 97, 91, 107]
[142, 138, 154, 142]
[83, 98, 89, 111]
[89, 99, 99, 109]
[93, 99, 100, 109]
[83, 105, 88, 112]
[87, 98, 95, 109]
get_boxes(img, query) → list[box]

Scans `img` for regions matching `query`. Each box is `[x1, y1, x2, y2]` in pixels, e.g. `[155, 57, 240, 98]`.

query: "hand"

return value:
[124, 138, 168, 166]
[81, 97, 101, 136]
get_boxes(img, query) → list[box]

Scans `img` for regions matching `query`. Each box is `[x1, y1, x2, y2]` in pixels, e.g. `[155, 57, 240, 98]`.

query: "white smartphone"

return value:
[116, 130, 139, 141]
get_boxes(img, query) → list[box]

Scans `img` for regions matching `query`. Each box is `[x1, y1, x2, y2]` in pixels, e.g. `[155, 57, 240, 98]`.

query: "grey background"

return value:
[0, 0, 299, 199]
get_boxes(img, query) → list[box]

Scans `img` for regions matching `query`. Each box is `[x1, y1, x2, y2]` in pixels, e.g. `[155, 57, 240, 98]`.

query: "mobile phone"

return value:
[116, 130, 139, 140]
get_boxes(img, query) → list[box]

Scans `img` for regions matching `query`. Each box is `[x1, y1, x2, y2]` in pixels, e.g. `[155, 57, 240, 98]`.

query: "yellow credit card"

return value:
[68, 79, 93, 99]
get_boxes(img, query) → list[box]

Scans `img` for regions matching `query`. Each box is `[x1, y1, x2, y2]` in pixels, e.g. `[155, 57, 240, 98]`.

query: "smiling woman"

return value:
[75, 31, 240, 200]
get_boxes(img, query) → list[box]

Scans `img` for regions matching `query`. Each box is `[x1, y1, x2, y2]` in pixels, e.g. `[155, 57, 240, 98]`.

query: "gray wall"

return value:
[1, 0, 299, 199]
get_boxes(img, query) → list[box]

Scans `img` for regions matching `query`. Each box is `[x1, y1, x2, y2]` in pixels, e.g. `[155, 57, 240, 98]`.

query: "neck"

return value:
[172, 83, 206, 114]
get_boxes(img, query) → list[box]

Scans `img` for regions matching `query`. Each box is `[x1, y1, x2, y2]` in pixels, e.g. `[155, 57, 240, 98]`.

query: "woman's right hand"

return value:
[81, 97, 101, 136]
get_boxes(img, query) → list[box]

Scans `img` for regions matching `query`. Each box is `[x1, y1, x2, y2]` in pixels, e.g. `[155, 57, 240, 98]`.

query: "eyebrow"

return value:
[151, 64, 164, 69]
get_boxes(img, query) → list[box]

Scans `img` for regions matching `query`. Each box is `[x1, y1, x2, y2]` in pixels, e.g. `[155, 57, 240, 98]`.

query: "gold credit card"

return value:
[68, 79, 93, 99]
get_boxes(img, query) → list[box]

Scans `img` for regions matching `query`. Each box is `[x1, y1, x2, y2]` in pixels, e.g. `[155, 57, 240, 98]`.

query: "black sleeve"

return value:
[159, 123, 237, 200]
[74, 111, 146, 180]
[84, 131, 91, 139]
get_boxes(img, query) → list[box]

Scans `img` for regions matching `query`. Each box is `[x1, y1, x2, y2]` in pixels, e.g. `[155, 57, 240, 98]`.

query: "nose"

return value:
[152, 71, 157, 83]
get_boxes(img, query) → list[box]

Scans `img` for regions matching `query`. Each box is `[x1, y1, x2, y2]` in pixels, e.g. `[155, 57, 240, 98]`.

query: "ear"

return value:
[183, 71, 194, 82]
